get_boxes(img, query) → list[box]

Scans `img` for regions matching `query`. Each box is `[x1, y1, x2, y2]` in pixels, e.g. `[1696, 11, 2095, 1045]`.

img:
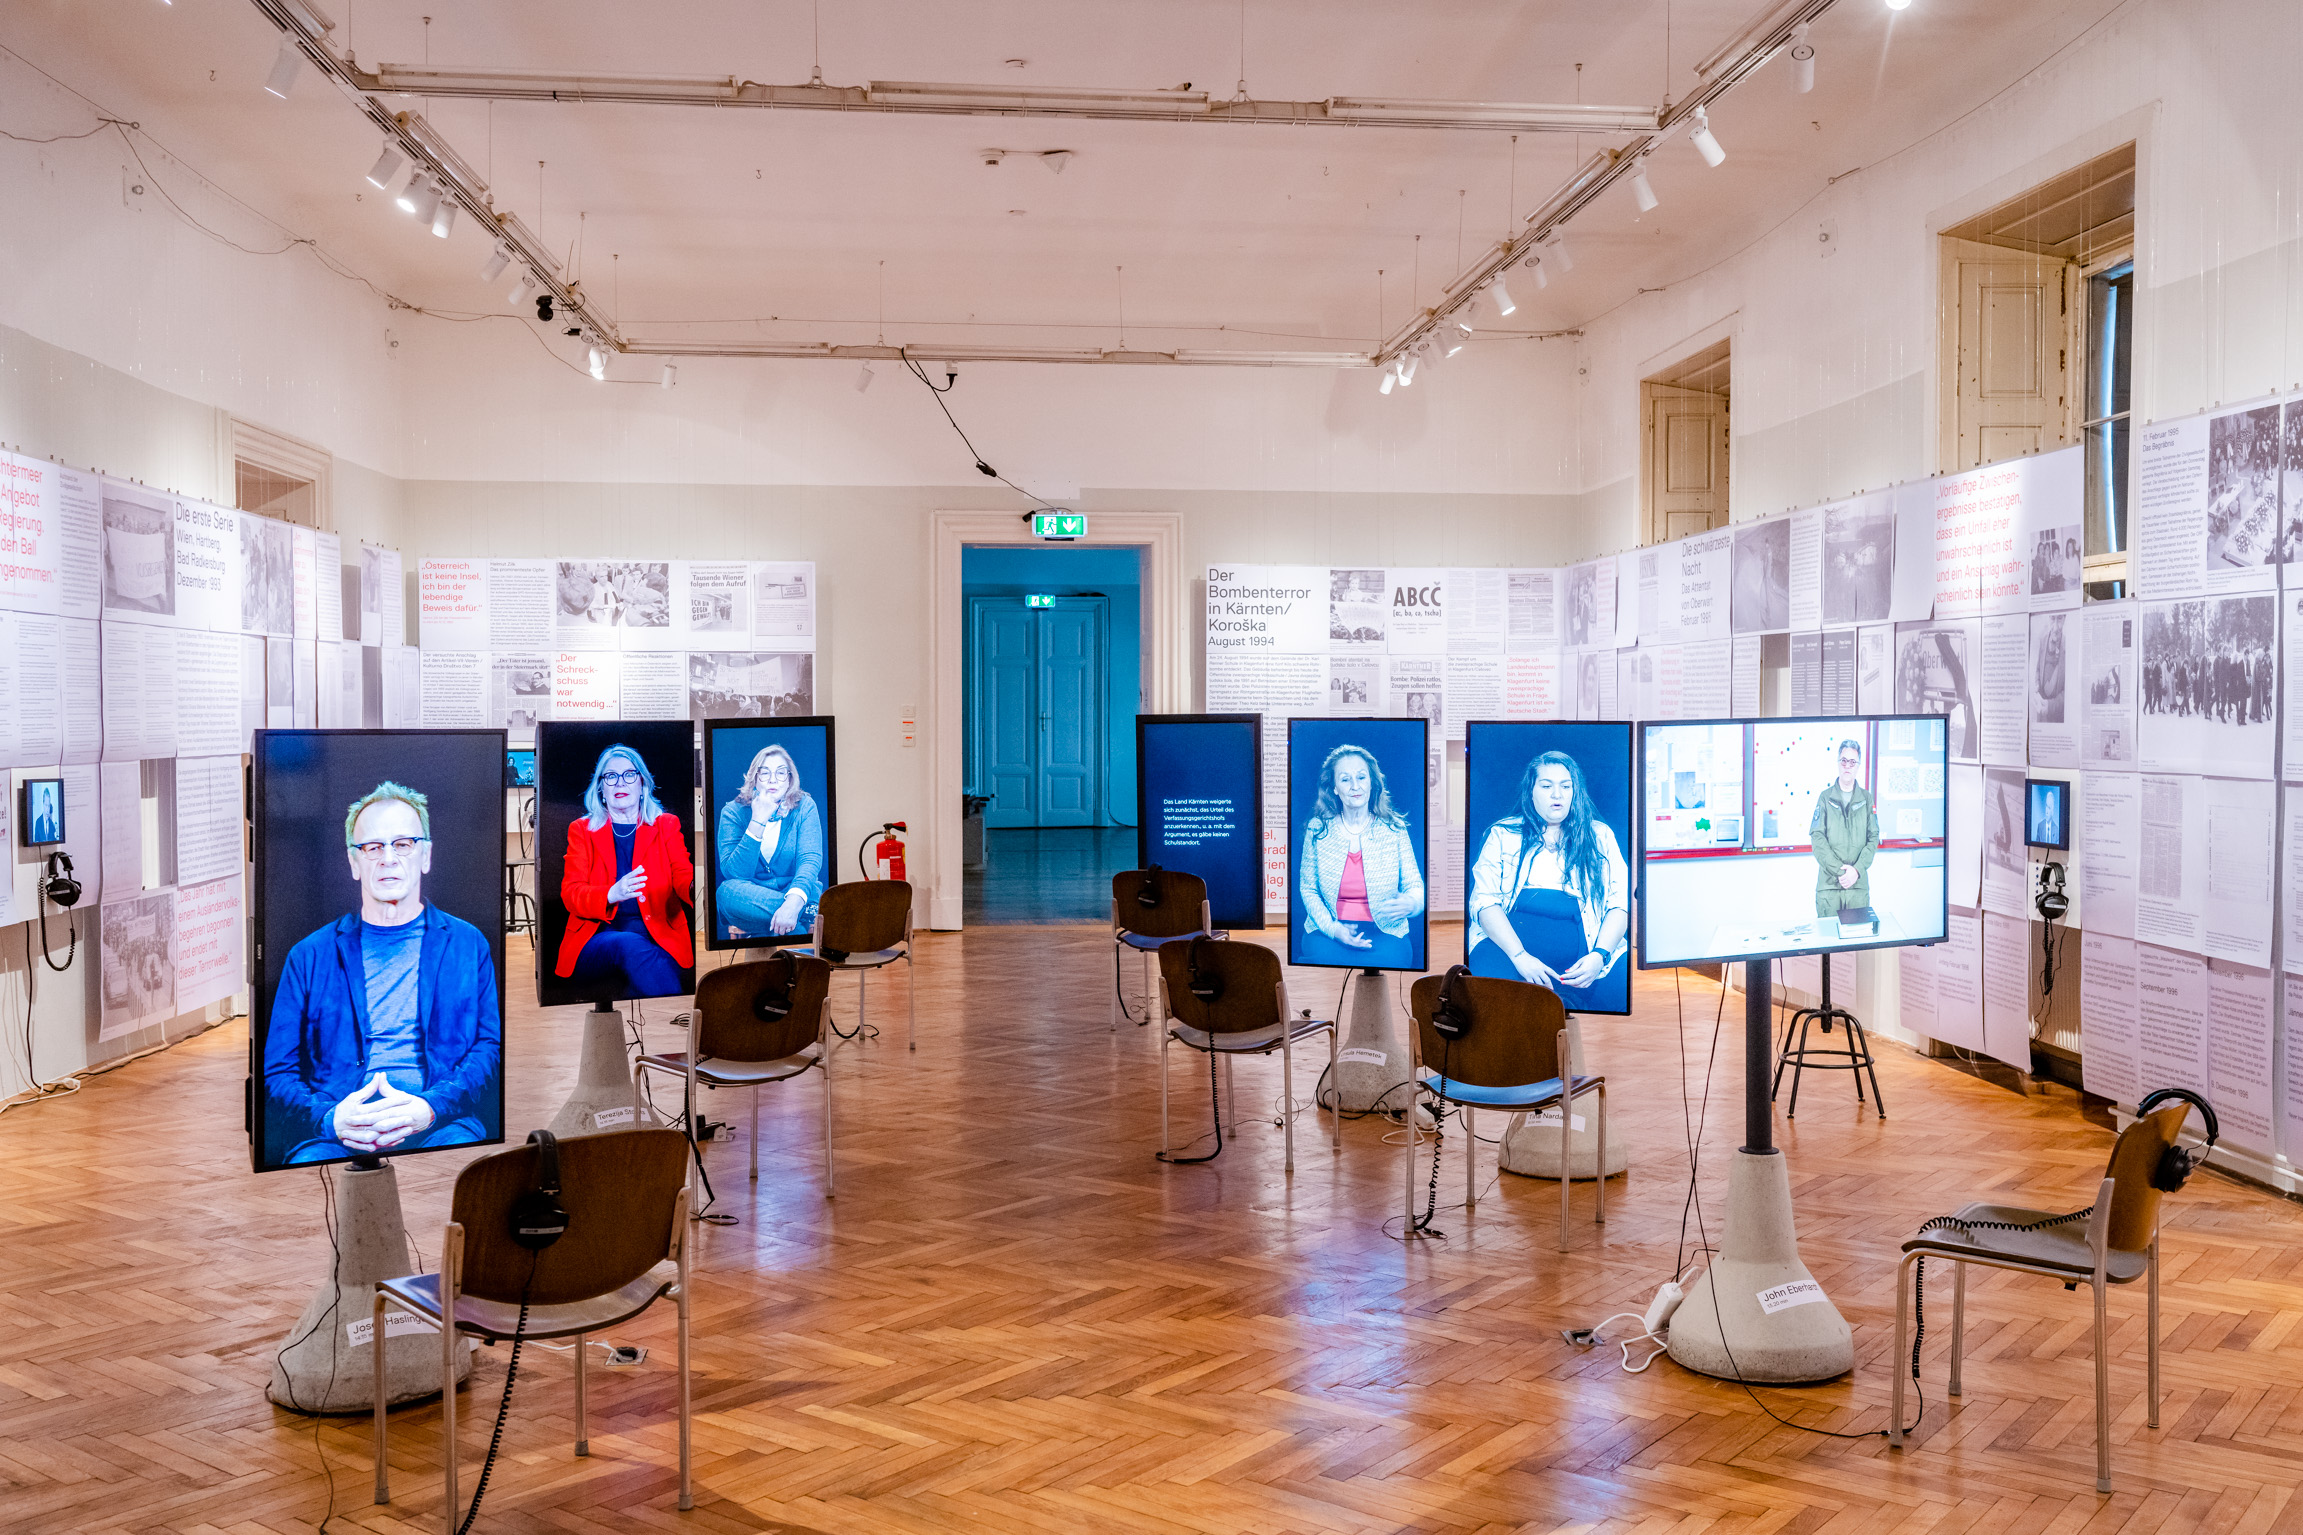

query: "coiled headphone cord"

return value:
[1157, 1045, 1224, 1165]
[457, 1256, 538, 1535]
[1409, 1039, 1450, 1238]
[1907, 1208, 2091, 1391]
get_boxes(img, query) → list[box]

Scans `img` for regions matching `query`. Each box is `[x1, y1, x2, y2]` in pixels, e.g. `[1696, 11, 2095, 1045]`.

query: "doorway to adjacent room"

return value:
[960, 544, 1142, 923]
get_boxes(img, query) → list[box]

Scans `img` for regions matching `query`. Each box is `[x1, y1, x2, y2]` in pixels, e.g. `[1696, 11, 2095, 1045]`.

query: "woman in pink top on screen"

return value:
[1298, 743, 1425, 969]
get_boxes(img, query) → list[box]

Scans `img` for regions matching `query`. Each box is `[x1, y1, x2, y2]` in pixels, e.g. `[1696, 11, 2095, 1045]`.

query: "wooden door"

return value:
[1645, 382, 1729, 545]
[1943, 238, 2076, 471]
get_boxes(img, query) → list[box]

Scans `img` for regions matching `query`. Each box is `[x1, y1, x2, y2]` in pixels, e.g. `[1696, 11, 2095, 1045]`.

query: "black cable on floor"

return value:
[1157, 1046, 1225, 1165]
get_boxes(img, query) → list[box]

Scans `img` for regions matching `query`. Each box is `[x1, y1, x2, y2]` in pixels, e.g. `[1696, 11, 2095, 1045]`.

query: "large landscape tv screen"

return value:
[1637, 715, 1949, 968]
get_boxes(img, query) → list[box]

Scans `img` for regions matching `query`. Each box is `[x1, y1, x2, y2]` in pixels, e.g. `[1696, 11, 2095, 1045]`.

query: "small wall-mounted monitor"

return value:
[20, 777, 65, 847]
[2024, 777, 2070, 850]
[505, 748, 536, 788]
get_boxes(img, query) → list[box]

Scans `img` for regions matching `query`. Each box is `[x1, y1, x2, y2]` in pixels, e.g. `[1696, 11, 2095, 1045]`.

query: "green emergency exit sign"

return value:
[1025, 594, 1055, 608]
[1031, 512, 1086, 540]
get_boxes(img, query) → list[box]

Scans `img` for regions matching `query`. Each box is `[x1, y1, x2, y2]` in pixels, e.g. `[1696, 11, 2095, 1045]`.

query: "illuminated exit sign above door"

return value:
[1030, 512, 1086, 540]
[1025, 594, 1055, 608]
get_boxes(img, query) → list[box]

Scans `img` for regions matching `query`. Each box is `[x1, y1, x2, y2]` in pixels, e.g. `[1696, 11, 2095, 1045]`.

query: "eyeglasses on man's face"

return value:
[600, 769, 645, 787]
[351, 837, 428, 860]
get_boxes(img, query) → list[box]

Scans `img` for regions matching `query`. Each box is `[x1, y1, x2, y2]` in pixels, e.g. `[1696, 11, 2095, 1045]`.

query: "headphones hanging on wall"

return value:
[751, 949, 801, 1022]
[1185, 934, 1223, 1003]
[40, 851, 82, 910]
[1136, 864, 1165, 910]
[2135, 1087, 2219, 1192]
[1430, 965, 1474, 1041]
[510, 1130, 570, 1251]
[2034, 860, 2068, 923]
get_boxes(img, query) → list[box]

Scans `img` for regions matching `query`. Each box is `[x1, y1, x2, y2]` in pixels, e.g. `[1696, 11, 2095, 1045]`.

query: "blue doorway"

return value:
[961, 545, 1140, 922]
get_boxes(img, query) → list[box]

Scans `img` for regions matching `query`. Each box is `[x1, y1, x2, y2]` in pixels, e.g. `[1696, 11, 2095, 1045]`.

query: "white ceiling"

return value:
[5, 0, 2124, 361]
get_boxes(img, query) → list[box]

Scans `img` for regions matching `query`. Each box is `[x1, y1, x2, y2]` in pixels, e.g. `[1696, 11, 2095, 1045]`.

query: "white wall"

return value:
[1572, 0, 2303, 542]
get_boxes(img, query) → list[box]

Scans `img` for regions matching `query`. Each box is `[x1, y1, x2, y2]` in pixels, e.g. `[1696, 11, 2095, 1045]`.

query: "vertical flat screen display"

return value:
[1463, 721, 1634, 1015]
[21, 776, 65, 846]
[1287, 716, 1428, 972]
[249, 729, 507, 1172]
[1136, 714, 1265, 931]
[702, 717, 837, 950]
[535, 720, 699, 1006]
[1637, 714, 1949, 968]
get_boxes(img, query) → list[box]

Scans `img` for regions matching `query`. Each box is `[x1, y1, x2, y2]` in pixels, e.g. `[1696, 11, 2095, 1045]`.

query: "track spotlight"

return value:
[480, 244, 511, 282]
[1789, 25, 1815, 92]
[1630, 158, 1658, 213]
[364, 145, 405, 190]
[661, 363, 678, 389]
[430, 196, 458, 238]
[1453, 309, 1475, 337]
[394, 175, 422, 214]
[406, 178, 442, 226]
[264, 38, 302, 99]
[1530, 258, 1548, 290]
[1490, 275, 1516, 318]
[510, 272, 535, 305]
[1399, 351, 1419, 386]
[1688, 107, 1725, 167]
[1378, 364, 1396, 395]
[1547, 235, 1574, 273]
[1441, 328, 1466, 358]
[855, 361, 876, 392]
[1886, 0, 1912, 8]
[587, 343, 607, 380]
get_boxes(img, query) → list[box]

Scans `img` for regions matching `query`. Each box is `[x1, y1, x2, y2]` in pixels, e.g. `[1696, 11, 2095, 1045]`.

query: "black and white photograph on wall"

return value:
[2281, 402, 2303, 562]
[1575, 652, 1602, 721]
[689, 651, 815, 719]
[358, 544, 385, 642]
[2081, 606, 2136, 767]
[101, 483, 176, 616]
[1982, 765, 2027, 914]
[686, 562, 749, 634]
[2139, 593, 2275, 773]
[1823, 499, 1895, 624]
[265, 636, 294, 728]
[1730, 518, 1791, 633]
[240, 516, 295, 635]
[99, 890, 176, 1041]
[1329, 568, 1385, 647]
[1506, 569, 1556, 646]
[1565, 563, 1602, 647]
[2206, 403, 2282, 571]
[2028, 524, 2084, 596]
[2030, 611, 2068, 724]
[556, 560, 673, 636]
[492, 654, 550, 740]
[1327, 656, 1379, 714]
[361, 646, 384, 728]
[752, 563, 814, 637]
[1893, 620, 1979, 762]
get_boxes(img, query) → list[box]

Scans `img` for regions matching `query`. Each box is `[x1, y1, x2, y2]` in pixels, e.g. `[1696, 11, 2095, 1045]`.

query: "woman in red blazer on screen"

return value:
[556, 743, 694, 995]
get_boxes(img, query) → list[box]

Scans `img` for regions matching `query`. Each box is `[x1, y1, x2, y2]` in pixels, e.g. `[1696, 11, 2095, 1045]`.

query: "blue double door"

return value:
[967, 594, 1106, 828]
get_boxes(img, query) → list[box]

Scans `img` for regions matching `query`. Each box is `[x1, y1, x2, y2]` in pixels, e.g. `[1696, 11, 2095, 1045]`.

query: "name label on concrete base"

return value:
[1337, 1048, 1389, 1066]
[347, 1309, 439, 1347]
[595, 1106, 637, 1129]
[1756, 1279, 1826, 1315]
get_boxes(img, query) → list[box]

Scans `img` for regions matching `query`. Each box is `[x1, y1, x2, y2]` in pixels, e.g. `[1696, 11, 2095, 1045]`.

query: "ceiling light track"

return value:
[348, 64, 1661, 135]
[1377, 0, 1842, 368]
[623, 341, 1374, 367]
[246, 0, 621, 352]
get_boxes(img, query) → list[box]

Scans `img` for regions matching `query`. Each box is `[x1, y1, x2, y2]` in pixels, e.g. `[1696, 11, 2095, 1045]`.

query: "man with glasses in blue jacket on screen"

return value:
[262, 781, 502, 1166]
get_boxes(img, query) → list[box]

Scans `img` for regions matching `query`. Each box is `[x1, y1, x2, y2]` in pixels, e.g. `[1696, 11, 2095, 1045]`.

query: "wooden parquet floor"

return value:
[5, 926, 2303, 1535]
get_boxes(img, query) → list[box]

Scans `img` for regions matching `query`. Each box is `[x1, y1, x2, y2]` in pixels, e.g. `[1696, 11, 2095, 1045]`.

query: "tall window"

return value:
[2082, 258, 2134, 597]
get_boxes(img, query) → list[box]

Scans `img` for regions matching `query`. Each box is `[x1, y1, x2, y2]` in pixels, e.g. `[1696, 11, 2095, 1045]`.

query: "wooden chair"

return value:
[1110, 868, 1220, 1031]
[797, 879, 915, 1050]
[372, 1128, 694, 1527]
[638, 954, 836, 1203]
[1407, 970, 1605, 1250]
[1891, 1094, 2206, 1493]
[1154, 938, 1337, 1171]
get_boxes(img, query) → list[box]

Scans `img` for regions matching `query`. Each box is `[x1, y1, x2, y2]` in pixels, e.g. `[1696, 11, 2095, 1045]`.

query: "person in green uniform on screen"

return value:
[1812, 738, 1879, 920]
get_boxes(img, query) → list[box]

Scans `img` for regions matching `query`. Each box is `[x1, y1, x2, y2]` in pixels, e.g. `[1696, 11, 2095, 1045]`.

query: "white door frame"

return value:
[927, 510, 1187, 929]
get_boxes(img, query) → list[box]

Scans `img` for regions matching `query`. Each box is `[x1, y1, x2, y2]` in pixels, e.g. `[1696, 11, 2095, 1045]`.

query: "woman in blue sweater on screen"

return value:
[715, 743, 827, 940]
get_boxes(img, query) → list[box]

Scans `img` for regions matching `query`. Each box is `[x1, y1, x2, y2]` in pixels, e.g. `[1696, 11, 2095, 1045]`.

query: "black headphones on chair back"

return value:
[2135, 1087, 2219, 1192]
[1136, 864, 1164, 910]
[1430, 965, 1474, 1041]
[511, 1130, 570, 1250]
[1185, 934, 1223, 1003]
[752, 949, 801, 1022]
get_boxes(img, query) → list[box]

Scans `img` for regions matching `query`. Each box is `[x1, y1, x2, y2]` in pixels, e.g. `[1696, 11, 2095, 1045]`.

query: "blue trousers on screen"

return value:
[286, 1115, 488, 1165]
[1297, 922, 1416, 971]
[717, 878, 816, 939]
[570, 930, 684, 996]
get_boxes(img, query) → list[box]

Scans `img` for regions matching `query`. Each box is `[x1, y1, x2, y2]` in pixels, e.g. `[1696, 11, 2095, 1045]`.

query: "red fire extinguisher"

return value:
[861, 821, 908, 882]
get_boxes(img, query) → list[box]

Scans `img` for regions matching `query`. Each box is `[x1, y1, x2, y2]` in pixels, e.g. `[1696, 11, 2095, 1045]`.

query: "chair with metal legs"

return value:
[1890, 1091, 2212, 1493]
[1110, 868, 1220, 1031]
[1153, 938, 1337, 1172]
[796, 879, 915, 1050]
[1405, 969, 1605, 1250]
[373, 1128, 695, 1528]
[638, 952, 837, 1207]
